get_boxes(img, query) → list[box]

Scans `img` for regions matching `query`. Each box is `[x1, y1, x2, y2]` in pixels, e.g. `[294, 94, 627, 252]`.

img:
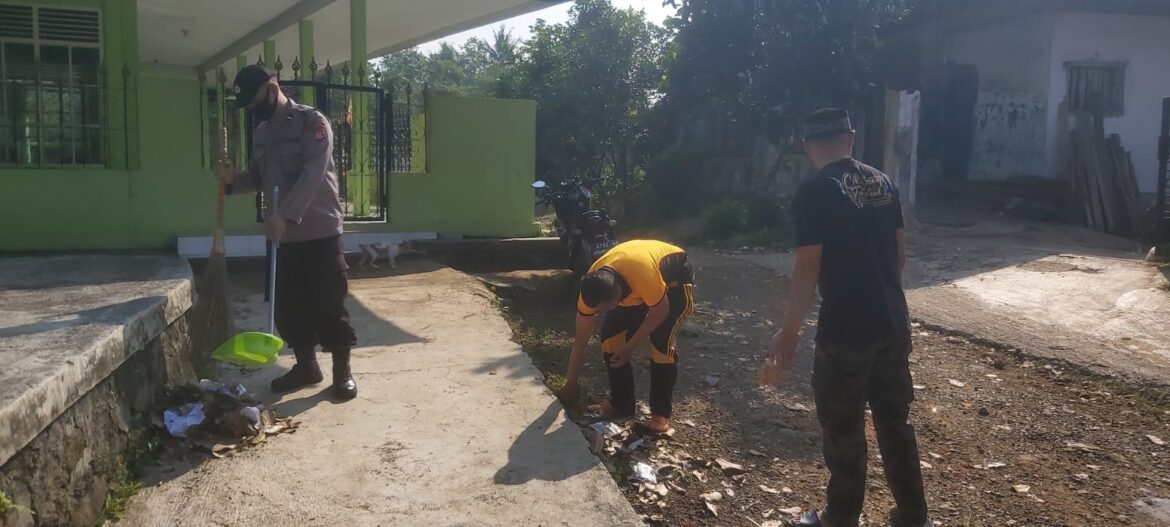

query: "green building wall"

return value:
[0, 12, 538, 253]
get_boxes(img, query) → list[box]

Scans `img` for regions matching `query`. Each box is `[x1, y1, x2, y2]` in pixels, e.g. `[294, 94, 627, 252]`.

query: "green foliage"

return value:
[375, 26, 521, 99]
[701, 198, 791, 247]
[653, 0, 911, 150]
[0, 491, 32, 515]
[100, 461, 142, 523]
[374, 0, 916, 221]
[507, 0, 667, 192]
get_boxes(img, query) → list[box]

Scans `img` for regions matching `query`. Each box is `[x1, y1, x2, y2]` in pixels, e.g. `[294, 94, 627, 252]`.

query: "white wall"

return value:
[1047, 12, 1170, 193]
[944, 15, 1055, 180]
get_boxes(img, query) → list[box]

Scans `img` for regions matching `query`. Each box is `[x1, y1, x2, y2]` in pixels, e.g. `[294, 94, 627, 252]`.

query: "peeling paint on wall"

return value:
[969, 90, 1048, 180]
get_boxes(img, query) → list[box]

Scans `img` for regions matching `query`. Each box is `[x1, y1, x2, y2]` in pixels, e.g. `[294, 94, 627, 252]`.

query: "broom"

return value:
[190, 127, 235, 359]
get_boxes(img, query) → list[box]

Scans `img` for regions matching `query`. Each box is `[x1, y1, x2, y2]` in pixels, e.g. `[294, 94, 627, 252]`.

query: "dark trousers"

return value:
[275, 235, 357, 359]
[813, 337, 929, 527]
[599, 283, 695, 418]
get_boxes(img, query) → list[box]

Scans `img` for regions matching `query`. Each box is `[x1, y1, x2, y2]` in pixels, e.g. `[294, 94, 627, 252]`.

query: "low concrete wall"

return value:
[0, 313, 196, 527]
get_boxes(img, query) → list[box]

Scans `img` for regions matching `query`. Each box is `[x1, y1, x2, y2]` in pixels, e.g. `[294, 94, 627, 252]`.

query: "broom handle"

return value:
[213, 127, 229, 256]
[267, 186, 279, 334]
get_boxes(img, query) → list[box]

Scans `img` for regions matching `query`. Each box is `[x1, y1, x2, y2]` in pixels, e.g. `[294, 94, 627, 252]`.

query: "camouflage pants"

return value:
[813, 337, 929, 527]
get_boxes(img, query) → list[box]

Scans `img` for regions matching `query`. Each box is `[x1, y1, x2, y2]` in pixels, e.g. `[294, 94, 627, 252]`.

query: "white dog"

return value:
[358, 242, 403, 269]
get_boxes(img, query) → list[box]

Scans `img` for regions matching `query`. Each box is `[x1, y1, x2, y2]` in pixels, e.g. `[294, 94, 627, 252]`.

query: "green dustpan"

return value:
[211, 331, 283, 367]
[212, 187, 284, 368]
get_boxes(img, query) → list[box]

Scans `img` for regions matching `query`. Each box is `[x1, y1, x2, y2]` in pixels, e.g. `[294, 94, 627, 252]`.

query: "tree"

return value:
[653, 0, 911, 153]
[373, 26, 522, 99]
[508, 0, 667, 192]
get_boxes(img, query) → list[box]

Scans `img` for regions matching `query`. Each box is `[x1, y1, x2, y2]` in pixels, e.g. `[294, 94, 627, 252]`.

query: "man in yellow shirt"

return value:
[558, 240, 695, 434]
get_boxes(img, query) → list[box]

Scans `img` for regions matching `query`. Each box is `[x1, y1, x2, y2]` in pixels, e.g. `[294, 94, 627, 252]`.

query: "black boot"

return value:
[271, 348, 323, 393]
[331, 348, 358, 400]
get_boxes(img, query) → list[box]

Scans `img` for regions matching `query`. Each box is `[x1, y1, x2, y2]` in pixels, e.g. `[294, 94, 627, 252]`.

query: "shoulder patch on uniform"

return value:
[313, 120, 328, 142]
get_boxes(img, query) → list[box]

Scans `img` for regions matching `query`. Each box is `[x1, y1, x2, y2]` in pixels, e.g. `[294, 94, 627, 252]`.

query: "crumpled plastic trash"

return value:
[199, 379, 247, 399]
[239, 406, 262, 427]
[589, 421, 623, 438]
[163, 403, 206, 438]
[630, 462, 658, 484]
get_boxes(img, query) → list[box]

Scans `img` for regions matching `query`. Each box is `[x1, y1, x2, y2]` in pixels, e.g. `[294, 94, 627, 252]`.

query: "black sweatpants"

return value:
[274, 235, 357, 356]
[599, 282, 695, 419]
[813, 337, 929, 527]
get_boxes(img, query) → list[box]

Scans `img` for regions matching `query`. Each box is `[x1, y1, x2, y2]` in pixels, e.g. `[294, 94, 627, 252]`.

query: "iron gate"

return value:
[279, 78, 388, 222]
[240, 59, 399, 223]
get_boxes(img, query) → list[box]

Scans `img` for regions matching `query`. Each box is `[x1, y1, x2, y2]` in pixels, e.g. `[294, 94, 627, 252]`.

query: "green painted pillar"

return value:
[350, 0, 366, 85]
[263, 40, 277, 67]
[299, 20, 315, 104]
[102, 0, 139, 170]
[350, 0, 371, 216]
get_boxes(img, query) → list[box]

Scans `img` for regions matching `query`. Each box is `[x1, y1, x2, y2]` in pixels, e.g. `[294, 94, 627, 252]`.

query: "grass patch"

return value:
[699, 198, 792, 249]
[544, 372, 567, 393]
[100, 461, 141, 523]
[518, 327, 563, 349]
[0, 490, 32, 516]
[98, 421, 162, 524]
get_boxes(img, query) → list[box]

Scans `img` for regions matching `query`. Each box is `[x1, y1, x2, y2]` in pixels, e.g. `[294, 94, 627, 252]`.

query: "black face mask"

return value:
[249, 86, 277, 121]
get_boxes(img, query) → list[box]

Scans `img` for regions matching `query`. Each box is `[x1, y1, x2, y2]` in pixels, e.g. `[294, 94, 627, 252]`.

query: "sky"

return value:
[417, 0, 677, 54]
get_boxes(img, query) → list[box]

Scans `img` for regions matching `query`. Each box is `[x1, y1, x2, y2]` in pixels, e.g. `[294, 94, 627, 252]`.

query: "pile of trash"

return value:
[581, 411, 805, 524]
[153, 380, 297, 457]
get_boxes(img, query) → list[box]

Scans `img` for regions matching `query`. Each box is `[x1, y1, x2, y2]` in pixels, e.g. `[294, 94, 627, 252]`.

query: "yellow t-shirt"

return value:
[577, 240, 686, 316]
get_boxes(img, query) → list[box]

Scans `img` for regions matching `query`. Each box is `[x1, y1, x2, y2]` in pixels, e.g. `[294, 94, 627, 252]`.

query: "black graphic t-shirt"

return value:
[793, 158, 909, 346]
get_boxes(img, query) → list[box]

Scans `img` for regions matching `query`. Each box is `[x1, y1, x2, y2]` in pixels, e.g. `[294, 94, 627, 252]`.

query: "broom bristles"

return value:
[190, 254, 234, 358]
[191, 124, 235, 359]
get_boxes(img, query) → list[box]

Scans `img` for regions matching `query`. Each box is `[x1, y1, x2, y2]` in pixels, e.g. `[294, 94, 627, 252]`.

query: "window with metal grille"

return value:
[1, 3, 106, 167]
[1066, 61, 1126, 116]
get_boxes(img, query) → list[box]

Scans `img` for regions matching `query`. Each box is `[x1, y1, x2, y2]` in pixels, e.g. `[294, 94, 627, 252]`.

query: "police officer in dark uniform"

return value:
[218, 65, 358, 400]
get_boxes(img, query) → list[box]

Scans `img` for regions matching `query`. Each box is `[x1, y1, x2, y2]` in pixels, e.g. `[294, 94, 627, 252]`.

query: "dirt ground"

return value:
[486, 249, 1170, 527]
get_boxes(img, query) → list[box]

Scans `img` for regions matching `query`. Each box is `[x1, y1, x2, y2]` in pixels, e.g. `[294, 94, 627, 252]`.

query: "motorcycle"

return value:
[532, 178, 619, 278]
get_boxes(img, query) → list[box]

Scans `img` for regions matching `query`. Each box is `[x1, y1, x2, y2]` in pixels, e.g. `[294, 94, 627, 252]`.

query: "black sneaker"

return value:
[270, 362, 323, 393]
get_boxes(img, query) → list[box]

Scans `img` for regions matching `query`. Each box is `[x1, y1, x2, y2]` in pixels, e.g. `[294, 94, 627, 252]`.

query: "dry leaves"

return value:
[714, 458, 749, 476]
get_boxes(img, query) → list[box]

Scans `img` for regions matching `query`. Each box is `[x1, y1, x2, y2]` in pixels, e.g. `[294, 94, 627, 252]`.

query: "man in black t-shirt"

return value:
[765, 109, 929, 527]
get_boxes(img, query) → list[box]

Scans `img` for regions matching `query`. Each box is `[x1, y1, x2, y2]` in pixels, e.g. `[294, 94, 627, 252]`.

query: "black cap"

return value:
[802, 108, 853, 140]
[231, 65, 275, 109]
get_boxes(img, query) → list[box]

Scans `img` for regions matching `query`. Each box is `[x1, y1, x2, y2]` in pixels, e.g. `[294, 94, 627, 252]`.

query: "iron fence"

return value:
[203, 55, 422, 223]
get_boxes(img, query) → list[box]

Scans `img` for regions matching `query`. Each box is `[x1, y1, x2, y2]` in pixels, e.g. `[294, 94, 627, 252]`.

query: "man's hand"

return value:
[265, 212, 287, 246]
[555, 380, 579, 405]
[608, 344, 635, 369]
[215, 166, 235, 185]
[767, 327, 800, 371]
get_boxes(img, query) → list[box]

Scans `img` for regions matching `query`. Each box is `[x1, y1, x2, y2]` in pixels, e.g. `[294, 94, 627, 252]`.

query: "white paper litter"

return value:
[163, 403, 206, 438]
[631, 462, 658, 484]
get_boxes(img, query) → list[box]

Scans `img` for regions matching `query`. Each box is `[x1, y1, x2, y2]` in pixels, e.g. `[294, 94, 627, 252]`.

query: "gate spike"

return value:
[291, 56, 301, 80]
[257, 54, 266, 66]
[274, 55, 283, 77]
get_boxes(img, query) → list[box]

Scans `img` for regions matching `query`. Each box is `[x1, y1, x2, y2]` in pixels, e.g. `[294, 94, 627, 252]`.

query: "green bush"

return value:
[701, 198, 791, 248]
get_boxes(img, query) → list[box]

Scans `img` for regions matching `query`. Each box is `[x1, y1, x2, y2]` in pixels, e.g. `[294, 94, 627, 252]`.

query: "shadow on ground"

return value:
[494, 401, 599, 484]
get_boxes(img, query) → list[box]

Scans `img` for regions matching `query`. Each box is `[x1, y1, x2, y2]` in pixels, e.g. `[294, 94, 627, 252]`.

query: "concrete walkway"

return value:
[121, 261, 640, 526]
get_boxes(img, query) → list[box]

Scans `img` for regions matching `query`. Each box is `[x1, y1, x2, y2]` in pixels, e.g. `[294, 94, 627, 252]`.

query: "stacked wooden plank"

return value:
[1068, 112, 1144, 235]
